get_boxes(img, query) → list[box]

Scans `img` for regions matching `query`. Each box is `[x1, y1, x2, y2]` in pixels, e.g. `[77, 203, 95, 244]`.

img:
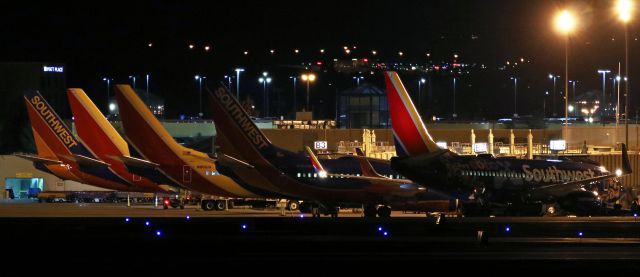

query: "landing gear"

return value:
[377, 206, 391, 218]
[287, 200, 299, 211]
[215, 200, 227, 211]
[364, 205, 377, 218]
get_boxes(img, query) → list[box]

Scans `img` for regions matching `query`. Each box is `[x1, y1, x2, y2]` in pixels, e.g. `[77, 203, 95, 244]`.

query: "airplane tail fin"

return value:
[23, 90, 92, 158]
[384, 71, 440, 157]
[305, 146, 326, 174]
[114, 84, 185, 160]
[354, 148, 385, 178]
[207, 85, 274, 161]
[67, 88, 129, 158]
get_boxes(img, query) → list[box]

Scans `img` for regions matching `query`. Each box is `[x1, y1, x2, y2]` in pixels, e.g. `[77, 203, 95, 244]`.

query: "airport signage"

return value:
[473, 143, 487, 153]
[550, 140, 566, 151]
[43, 66, 64, 73]
[15, 172, 33, 178]
[314, 141, 328, 150]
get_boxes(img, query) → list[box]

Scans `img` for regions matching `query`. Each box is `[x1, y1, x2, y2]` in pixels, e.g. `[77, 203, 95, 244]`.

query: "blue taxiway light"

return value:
[241, 224, 247, 230]
[578, 232, 583, 237]
[186, 215, 191, 220]
[505, 226, 511, 232]
[156, 230, 162, 236]
[145, 221, 150, 226]
[634, 213, 638, 217]
[125, 218, 130, 222]
[377, 226, 383, 232]
[383, 232, 388, 236]
[299, 214, 304, 218]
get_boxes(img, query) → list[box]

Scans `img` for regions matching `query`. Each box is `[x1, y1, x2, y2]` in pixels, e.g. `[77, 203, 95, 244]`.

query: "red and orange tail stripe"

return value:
[384, 71, 439, 157]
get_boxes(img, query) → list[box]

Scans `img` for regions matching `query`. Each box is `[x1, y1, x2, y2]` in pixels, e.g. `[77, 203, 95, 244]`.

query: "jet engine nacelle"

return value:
[558, 191, 602, 216]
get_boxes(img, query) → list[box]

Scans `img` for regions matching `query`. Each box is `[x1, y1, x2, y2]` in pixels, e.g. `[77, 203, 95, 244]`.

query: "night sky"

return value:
[1, 0, 638, 118]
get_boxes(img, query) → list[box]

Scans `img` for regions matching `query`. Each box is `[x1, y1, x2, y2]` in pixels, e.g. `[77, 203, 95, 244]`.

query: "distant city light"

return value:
[188, 44, 194, 49]
[148, 43, 153, 47]
[204, 45, 211, 51]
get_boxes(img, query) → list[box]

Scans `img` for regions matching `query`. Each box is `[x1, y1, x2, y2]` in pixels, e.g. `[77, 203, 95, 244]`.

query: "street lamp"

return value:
[615, 0, 634, 146]
[569, 80, 578, 115]
[145, 74, 150, 101]
[597, 70, 611, 124]
[548, 74, 560, 117]
[510, 77, 518, 118]
[259, 72, 272, 117]
[195, 75, 206, 118]
[452, 76, 457, 118]
[129, 75, 137, 89]
[418, 78, 426, 115]
[235, 68, 244, 100]
[290, 76, 297, 114]
[301, 73, 316, 111]
[102, 77, 111, 114]
[554, 9, 577, 139]
[353, 76, 364, 86]
[224, 75, 233, 90]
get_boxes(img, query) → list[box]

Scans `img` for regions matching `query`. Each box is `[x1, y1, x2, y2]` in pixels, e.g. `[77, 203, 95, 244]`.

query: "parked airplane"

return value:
[67, 88, 176, 193]
[207, 85, 452, 217]
[17, 90, 160, 192]
[384, 71, 631, 215]
[115, 84, 284, 209]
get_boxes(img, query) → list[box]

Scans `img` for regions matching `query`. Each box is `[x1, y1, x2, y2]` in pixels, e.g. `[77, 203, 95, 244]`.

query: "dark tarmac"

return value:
[3, 203, 640, 272]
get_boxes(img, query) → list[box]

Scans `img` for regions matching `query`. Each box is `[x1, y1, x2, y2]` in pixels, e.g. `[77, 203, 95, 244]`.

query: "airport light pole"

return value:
[554, 9, 577, 141]
[452, 76, 457, 119]
[569, 80, 578, 115]
[145, 74, 150, 103]
[418, 78, 426, 116]
[235, 68, 244, 100]
[195, 75, 206, 118]
[510, 77, 518, 118]
[290, 76, 297, 114]
[301, 73, 316, 111]
[102, 77, 111, 114]
[129, 75, 137, 89]
[259, 72, 272, 116]
[353, 76, 364, 86]
[616, 0, 633, 146]
[548, 74, 560, 117]
[597, 70, 611, 125]
[224, 75, 233, 91]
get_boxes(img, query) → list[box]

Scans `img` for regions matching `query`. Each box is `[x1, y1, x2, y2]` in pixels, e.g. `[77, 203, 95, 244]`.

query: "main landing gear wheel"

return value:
[377, 206, 392, 218]
[202, 201, 216, 211]
[364, 205, 377, 218]
[215, 200, 227, 211]
[287, 200, 299, 211]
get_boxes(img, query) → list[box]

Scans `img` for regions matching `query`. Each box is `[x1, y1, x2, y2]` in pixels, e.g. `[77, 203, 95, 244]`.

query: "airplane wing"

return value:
[13, 153, 63, 165]
[530, 143, 632, 198]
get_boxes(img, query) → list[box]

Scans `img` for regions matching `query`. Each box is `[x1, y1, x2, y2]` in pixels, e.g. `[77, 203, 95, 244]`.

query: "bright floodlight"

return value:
[259, 77, 264, 83]
[616, 0, 634, 23]
[555, 10, 577, 34]
[266, 77, 272, 83]
[616, 169, 623, 177]
[421, 78, 426, 83]
[308, 74, 316, 81]
[318, 170, 327, 178]
[194, 75, 200, 80]
[109, 103, 116, 111]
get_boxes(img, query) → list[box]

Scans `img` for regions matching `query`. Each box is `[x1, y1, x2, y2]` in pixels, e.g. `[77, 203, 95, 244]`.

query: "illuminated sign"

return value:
[550, 140, 566, 151]
[43, 66, 64, 73]
[473, 143, 488, 153]
[314, 141, 328, 150]
[436, 142, 447, 149]
[16, 172, 33, 178]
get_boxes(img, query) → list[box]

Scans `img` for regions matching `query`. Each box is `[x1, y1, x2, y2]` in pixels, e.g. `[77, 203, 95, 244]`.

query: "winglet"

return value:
[384, 71, 440, 157]
[622, 143, 632, 174]
[305, 146, 327, 177]
[354, 148, 385, 178]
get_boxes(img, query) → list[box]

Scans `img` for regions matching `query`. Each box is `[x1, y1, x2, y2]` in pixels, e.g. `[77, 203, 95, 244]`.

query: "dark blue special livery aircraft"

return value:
[208, 85, 452, 217]
[384, 71, 632, 216]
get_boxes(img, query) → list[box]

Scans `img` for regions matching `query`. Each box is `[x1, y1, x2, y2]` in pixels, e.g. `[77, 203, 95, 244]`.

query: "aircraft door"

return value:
[182, 165, 192, 183]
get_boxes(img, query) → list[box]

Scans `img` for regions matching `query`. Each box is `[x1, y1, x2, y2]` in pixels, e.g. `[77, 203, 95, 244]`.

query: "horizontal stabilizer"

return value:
[113, 155, 160, 169]
[13, 153, 62, 165]
[64, 154, 110, 168]
[218, 154, 256, 170]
